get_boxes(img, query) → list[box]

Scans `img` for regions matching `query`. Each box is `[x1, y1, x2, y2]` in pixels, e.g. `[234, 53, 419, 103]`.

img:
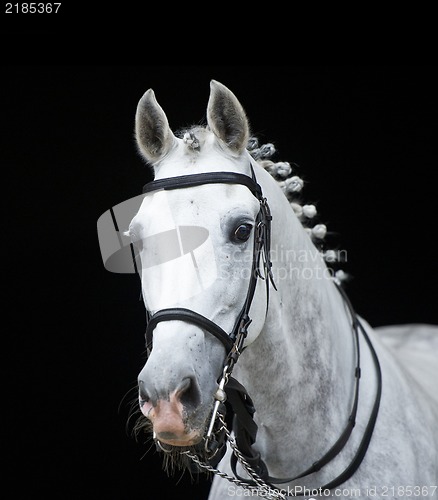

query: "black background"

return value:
[4, 66, 437, 499]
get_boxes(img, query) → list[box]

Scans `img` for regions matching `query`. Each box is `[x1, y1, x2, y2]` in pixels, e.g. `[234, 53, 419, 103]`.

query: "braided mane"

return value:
[247, 137, 347, 283]
[176, 127, 346, 282]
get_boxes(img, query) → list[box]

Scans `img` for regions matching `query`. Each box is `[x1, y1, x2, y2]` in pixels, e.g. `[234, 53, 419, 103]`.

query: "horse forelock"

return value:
[176, 126, 208, 152]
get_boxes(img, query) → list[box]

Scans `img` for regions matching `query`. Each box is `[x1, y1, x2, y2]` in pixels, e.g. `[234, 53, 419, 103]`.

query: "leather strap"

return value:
[142, 167, 274, 362]
[143, 171, 262, 198]
[229, 282, 382, 494]
[145, 308, 234, 352]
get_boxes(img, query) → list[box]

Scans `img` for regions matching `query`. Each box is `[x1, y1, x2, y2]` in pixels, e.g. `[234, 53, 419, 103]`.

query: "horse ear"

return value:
[207, 80, 249, 154]
[135, 89, 177, 164]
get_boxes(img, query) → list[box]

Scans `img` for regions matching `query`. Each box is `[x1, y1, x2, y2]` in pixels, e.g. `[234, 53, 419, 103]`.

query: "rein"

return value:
[138, 166, 382, 496]
[227, 282, 382, 495]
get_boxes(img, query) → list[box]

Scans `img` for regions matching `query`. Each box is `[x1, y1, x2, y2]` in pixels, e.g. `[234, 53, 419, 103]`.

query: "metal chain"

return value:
[181, 415, 287, 499]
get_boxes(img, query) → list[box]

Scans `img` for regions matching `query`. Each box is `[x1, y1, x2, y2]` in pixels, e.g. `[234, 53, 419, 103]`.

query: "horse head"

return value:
[131, 81, 270, 458]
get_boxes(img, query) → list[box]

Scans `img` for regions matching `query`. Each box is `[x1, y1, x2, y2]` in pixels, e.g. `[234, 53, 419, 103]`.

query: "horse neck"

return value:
[234, 174, 356, 476]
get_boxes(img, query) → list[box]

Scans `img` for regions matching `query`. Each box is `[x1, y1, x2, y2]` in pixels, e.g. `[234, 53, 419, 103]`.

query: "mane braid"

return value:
[247, 136, 348, 284]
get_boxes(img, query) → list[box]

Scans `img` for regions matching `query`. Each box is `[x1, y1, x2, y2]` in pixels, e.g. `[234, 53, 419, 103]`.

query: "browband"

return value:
[143, 171, 262, 198]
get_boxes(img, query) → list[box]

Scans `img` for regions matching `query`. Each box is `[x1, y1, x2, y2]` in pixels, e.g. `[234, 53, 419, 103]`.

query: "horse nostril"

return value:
[138, 380, 150, 405]
[177, 377, 201, 409]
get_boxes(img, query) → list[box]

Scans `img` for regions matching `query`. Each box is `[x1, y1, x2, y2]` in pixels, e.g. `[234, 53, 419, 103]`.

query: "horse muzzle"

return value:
[138, 373, 207, 447]
[140, 398, 203, 447]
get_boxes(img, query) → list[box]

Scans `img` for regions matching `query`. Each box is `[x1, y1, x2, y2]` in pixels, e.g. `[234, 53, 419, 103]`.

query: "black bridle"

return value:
[138, 165, 382, 495]
[142, 167, 275, 362]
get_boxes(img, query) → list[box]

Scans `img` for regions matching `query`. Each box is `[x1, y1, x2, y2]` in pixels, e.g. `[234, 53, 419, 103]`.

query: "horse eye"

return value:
[233, 224, 253, 243]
